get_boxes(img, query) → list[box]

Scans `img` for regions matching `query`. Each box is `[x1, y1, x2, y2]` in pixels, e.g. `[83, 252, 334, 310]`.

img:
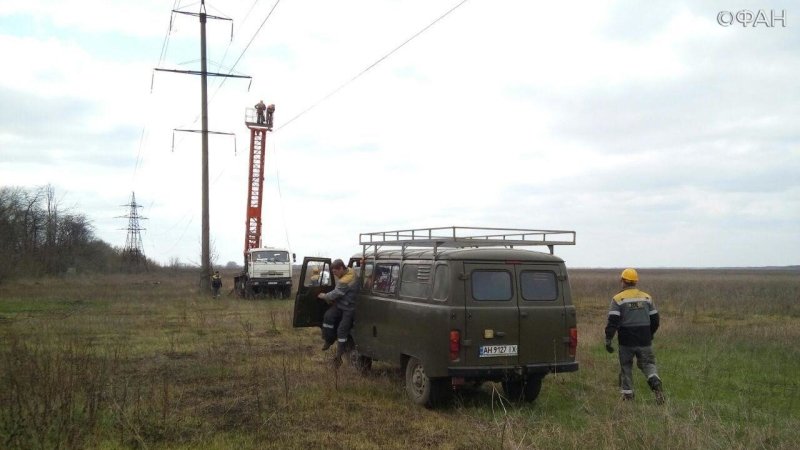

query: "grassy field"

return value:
[1, 268, 798, 449]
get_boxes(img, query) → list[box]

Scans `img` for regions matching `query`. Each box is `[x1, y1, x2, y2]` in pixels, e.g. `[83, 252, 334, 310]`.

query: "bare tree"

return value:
[0, 185, 132, 280]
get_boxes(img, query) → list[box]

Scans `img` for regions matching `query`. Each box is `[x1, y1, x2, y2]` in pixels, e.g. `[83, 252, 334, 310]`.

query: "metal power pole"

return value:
[153, 0, 251, 293]
[200, 4, 210, 289]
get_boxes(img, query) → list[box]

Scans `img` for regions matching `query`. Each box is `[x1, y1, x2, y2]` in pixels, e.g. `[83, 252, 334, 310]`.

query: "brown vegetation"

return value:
[1, 268, 798, 449]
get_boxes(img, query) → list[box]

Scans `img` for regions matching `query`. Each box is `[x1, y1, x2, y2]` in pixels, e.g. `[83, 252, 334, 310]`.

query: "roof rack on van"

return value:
[359, 226, 576, 259]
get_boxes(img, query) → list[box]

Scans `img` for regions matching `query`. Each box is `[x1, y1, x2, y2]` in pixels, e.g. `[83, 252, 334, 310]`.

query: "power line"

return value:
[217, 0, 264, 78]
[134, 0, 182, 184]
[278, 0, 470, 130]
[177, 0, 281, 131]
[217, 0, 281, 91]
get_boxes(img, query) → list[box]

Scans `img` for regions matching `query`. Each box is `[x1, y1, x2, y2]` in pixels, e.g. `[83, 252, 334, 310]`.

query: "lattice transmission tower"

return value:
[118, 192, 148, 272]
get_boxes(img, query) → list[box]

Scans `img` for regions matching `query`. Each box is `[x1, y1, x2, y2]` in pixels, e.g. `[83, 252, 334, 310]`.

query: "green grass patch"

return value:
[1, 270, 799, 449]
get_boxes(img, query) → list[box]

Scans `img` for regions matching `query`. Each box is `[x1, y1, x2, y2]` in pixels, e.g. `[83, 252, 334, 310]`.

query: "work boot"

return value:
[648, 376, 665, 405]
[321, 341, 332, 351]
[654, 389, 666, 405]
[622, 393, 635, 401]
[330, 344, 347, 368]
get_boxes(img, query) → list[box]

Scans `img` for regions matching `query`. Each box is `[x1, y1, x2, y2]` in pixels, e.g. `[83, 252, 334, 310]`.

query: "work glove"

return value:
[604, 339, 615, 354]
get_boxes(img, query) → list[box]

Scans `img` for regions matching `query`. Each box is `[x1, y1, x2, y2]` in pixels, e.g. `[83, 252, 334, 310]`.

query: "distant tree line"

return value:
[0, 185, 147, 281]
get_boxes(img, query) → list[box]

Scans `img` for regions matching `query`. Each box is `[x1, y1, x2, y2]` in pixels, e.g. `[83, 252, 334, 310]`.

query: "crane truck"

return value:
[233, 105, 295, 298]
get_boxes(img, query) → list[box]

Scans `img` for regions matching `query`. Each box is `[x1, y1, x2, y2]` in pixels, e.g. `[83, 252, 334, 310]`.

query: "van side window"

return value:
[304, 261, 331, 287]
[431, 265, 449, 301]
[471, 270, 512, 301]
[373, 263, 399, 294]
[399, 264, 431, 299]
[520, 271, 558, 301]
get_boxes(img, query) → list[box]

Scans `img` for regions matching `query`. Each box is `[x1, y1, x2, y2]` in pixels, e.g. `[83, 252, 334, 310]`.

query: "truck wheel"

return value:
[405, 357, 448, 408]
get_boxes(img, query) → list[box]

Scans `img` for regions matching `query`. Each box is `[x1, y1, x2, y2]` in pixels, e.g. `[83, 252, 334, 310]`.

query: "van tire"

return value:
[523, 374, 544, 402]
[349, 351, 372, 375]
[405, 357, 448, 408]
[503, 375, 544, 403]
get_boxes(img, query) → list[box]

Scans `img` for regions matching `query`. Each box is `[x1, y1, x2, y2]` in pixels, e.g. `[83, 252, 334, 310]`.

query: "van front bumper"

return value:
[448, 361, 578, 379]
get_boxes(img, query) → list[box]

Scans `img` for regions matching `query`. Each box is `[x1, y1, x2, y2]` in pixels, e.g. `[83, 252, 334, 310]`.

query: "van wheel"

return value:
[349, 351, 372, 375]
[502, 379, 524, 401]
[503, 375, 544, 403]
[523, 375, 544, 402]
[405, 357, 448, 408]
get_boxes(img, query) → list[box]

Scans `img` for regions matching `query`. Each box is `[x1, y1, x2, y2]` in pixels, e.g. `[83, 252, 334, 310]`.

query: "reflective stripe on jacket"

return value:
[605, 287, 660, 346]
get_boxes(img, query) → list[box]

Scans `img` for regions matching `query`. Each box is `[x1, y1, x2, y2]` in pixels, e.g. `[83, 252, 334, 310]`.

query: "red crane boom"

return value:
[242, 104, 274, 256]
[244, 126, 267, 253]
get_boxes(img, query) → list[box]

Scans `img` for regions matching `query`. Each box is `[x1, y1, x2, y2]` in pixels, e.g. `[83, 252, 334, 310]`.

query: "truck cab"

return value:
[293, 226, 579, 407]
[235, 247, 295, 298]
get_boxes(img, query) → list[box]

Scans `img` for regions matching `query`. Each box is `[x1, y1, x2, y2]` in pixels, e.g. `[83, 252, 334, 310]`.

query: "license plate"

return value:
[479, 345, 518, 357]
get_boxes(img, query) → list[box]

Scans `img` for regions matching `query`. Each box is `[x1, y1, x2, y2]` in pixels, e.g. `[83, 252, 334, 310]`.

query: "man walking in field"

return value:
[605, 268, 665, 404]
[317, 259, 359, 368]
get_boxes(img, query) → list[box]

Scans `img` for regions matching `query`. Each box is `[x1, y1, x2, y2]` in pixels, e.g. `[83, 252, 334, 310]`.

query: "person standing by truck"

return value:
[211, 271, 222, 298]
[604, 268, 665, 404]
[317, 259, 359, 367]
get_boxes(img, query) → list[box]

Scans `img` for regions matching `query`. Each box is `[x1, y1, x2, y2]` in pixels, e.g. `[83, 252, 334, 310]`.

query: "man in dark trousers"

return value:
[265, 103, 275, 130]
[605, 268, 665, 404]
[254, 100, 266, 124]
[317, 259, 359, 368]
[211, 271, 222, 298]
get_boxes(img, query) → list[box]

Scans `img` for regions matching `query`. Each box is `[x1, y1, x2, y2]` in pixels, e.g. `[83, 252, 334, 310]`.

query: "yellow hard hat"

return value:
[621, 268, 638, 282]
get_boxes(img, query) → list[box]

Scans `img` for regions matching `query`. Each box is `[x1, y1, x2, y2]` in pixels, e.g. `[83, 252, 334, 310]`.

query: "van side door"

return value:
[515, 264, 569, 364]
[292, 257, 333, 328]
[463, 263, 520, 367]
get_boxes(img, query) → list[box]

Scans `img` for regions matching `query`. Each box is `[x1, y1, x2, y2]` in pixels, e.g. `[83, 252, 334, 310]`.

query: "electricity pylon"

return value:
[118, 192, 148, 272]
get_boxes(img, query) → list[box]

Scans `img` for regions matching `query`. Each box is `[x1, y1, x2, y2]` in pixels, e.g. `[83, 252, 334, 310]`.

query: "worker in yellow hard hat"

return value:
[604, 268, 665, 404]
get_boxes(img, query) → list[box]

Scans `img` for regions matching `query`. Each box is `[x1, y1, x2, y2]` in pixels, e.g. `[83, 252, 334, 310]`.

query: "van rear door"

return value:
[292, 257, 333, 328]
[515, 264, 569, 363]
[463, 263, 519, 367]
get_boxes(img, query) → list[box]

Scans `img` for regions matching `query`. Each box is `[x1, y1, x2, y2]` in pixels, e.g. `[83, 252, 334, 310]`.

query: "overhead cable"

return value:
[278, 0, 470, 130]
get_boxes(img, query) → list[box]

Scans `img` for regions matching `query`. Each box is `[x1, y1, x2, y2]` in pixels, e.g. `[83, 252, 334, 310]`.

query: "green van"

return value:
[293, 227, 579, 407]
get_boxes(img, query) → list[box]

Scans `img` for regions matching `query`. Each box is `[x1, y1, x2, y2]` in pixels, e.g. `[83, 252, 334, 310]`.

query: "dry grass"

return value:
[1, 268, 799, 449]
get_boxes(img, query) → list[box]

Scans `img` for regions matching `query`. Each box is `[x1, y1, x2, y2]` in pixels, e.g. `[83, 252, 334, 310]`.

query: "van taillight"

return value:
[568, 327, 578, 358]
[449, 330, 460, 361]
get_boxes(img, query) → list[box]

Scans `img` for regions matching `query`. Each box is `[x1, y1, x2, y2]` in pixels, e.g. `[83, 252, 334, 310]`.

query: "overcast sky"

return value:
[1, 0, 798, 268]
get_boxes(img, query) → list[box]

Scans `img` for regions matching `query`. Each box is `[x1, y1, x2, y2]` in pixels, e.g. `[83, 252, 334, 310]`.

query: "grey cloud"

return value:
[0, 87, 139, 169]
[508, 2, 800, 158]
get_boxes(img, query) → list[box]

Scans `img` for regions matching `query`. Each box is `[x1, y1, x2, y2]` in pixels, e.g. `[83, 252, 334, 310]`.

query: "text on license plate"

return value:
[479, 345, 518, 357]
